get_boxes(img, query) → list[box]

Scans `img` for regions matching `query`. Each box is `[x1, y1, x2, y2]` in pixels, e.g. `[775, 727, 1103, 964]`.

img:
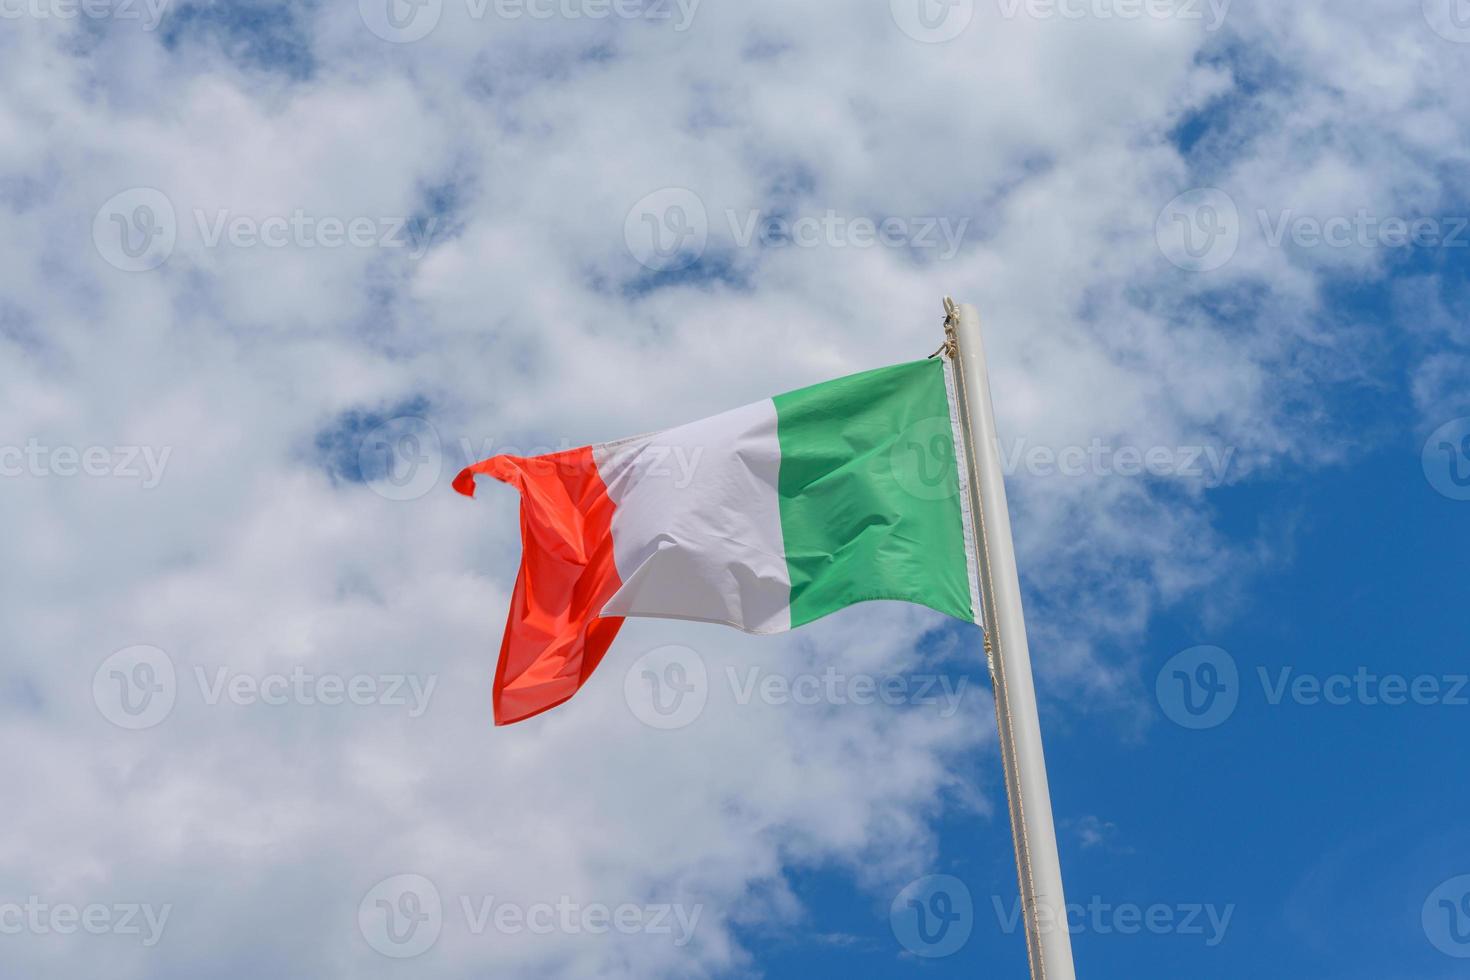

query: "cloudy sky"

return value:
[3, 0, 1469, 976]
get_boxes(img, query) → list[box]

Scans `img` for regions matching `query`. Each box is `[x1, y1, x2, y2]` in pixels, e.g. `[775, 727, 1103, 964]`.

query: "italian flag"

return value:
[455, 357, 983, 724]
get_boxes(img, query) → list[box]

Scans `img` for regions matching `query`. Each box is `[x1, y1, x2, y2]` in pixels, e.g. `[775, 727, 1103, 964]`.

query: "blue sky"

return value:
[3, 1, 1470, 977]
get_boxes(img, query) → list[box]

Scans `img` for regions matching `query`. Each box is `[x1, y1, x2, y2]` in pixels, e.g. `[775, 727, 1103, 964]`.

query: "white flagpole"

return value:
[945, 298, 1077, 980]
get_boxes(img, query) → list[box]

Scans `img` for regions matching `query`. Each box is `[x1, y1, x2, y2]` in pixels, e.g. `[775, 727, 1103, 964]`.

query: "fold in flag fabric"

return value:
[455, 357, 984, 725]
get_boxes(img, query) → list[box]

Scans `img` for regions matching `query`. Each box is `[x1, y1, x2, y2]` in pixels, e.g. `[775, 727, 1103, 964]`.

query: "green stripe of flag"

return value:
[772, 358, 977, 628]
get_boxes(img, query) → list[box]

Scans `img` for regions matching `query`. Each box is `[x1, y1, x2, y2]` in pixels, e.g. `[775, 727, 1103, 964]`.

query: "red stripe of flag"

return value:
[454, 447, 624, 725]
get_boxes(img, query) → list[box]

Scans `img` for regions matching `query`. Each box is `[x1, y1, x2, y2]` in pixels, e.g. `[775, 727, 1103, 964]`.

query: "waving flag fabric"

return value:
[455, 358, 983, 724]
